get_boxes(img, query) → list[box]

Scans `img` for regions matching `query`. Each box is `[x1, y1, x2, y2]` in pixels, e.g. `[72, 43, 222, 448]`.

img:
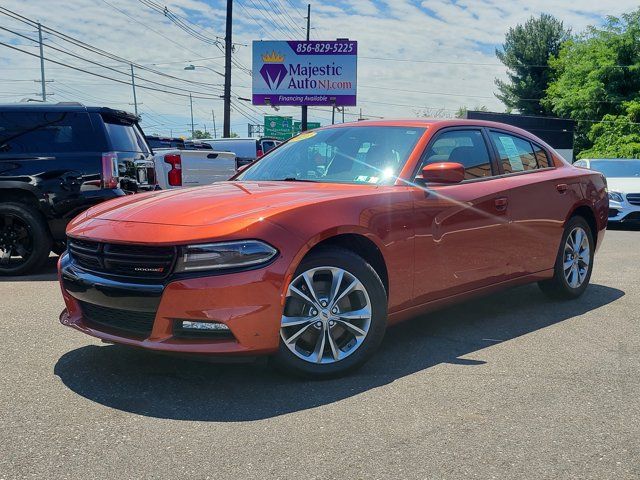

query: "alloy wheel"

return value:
[280, 266, 372, 364]
[563, 226, 590, 289]
[0, 213, 33, 268]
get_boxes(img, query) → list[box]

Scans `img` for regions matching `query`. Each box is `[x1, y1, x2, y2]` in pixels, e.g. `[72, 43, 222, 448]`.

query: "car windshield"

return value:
[589, 160, 640, 177]
[237, 126, 426, 185]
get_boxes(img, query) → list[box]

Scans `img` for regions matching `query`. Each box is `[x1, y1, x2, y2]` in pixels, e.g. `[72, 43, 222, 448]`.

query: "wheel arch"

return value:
[286, 229, 389, 299]
[0, 186, 42, 210]
[0, 186, 52, 230]
[568, 204, 598, 248]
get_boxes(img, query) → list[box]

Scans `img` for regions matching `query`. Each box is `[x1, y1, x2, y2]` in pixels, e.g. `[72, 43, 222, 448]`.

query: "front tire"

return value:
[538, 216, 594, 299]
[272, 247, 387, 378]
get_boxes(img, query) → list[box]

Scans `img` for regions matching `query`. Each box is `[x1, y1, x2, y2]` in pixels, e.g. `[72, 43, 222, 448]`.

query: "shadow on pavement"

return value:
[1, 255, 58, 282]
[55, 283, 624, 422]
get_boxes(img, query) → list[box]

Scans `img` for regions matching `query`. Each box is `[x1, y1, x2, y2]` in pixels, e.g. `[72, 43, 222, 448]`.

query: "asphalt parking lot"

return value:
[1, 228, 639, 479]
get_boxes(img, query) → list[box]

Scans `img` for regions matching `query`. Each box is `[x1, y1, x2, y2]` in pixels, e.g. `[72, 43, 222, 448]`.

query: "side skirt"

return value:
[387, 269, 554, 326]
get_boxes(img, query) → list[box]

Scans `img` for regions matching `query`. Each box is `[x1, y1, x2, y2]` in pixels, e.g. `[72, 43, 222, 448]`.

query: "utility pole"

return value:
[130, 64, 138, 116]
[212, 110, 217, 138]
[37, 22, 46, 102]
[189, 93, 195, 138]
[223, 0, 233, 138]
[331, 105, 335, 125]
[342, 107, 345, 123]
[300, 4, 311, 132]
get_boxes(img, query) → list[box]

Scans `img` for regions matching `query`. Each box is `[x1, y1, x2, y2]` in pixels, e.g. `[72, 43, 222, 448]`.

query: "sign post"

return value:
[252, 40, 358, 108]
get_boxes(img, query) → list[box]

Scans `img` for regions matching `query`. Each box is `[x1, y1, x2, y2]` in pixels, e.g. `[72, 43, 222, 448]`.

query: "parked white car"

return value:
[575, 158, 640, 224]
[153, 148, 236, 189]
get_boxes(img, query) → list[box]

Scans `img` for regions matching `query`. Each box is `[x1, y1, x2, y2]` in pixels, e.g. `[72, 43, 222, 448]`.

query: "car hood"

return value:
[606, 177, 640, 194]
[81, 181, 384, 227]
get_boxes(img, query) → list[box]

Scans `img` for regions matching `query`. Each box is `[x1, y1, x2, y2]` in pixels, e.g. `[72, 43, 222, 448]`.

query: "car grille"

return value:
[79, 301, 156, 337]
[626, 193, 640, 206]
[623, 211, 640, 221]
[68, 238, 176, 279]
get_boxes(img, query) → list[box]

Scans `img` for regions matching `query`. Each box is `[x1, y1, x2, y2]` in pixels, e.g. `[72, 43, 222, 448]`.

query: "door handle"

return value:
[556, 183, 568, 193]
[494, 197, 508, 211]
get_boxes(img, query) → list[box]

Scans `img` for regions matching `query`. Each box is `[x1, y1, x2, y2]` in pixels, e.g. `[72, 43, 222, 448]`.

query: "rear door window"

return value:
[0, 111, 95, 154]
[532, 143, 552, 168]
[103, 117, 149, 153]
[489, 132, 540, 173]
[421, 129, 494, 180]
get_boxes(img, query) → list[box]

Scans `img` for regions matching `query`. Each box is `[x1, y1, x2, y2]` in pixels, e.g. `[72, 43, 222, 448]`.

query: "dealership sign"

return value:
[252, 40, 357, 107]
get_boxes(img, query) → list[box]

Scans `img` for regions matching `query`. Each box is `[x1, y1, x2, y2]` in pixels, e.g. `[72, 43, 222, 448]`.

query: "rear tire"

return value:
[0, 202, 52, 276]
[538, 216, 594, 300]
[272, 246, 387, 379]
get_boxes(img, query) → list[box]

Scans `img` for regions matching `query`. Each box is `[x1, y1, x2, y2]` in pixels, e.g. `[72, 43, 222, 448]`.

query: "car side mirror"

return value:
[419, 162, 465, 184]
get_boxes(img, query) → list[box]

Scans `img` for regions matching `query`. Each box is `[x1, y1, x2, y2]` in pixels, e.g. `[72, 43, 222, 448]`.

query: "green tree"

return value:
[455, 105, 488, 119]
[495, 14, 570, 115]
[578, 101, 640, 159]
[191, 129, 210, 139]
[545, 9, 640, 153]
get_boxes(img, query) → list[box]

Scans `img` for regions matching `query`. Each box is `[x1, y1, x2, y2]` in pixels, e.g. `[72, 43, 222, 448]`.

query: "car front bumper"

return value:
[58, 253, 286, 356]
[607, 200, 640, 223]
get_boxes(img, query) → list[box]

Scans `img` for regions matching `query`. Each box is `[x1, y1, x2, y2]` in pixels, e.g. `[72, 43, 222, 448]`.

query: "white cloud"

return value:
[0, 0, 634, 136]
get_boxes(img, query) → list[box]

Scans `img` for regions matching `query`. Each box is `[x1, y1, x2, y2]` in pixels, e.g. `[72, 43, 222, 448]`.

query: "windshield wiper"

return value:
[277, 177, 318, 182]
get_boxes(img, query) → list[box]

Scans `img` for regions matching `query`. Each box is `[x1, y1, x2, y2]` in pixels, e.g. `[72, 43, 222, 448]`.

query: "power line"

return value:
[360, 84, 495, 100]
[360, 84, 630, 104]
[283, 0, 306, 20]
[235, 0, 277, 40]
[128, 0, 252, 76]
[33, 34, 225, 96]
[137, 0, 224, 45]
[249, 0, 296, 39]
[360, 55, 640, 69]
[268, 0, 306, 37]
[0, 40, 223, 100]
[0, 9, 227, 89]
[95, 0, 225, 67]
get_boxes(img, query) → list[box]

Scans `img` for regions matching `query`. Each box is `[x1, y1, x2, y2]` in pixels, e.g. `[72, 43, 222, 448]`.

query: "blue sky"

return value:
[0, 0, 636, 137]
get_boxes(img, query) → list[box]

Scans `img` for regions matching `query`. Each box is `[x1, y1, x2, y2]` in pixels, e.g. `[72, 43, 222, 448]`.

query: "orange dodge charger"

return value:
[59, 120, 608, 377]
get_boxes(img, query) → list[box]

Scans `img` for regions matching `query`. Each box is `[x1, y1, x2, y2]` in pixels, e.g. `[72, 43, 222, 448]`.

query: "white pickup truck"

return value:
[152, 149, 236, 189]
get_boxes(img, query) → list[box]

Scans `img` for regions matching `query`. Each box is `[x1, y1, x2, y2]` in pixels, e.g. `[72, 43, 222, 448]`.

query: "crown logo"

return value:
[262, 51, 285, 63]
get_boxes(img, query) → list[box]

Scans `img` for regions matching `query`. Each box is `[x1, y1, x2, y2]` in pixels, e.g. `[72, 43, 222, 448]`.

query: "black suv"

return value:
[0, 103, 156, 275]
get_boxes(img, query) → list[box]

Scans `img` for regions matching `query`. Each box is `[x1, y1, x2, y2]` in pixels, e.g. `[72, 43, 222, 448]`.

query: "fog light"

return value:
[180, 321, 229, 331]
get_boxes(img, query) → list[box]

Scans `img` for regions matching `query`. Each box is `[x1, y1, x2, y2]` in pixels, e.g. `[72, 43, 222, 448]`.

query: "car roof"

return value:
[0, 102, 138, 120]
[317, 118, 547, 142]
[581, 158, 640, 161]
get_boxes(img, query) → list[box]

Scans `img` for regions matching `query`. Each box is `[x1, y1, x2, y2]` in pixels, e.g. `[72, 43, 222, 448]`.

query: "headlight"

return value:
[608, 191, 624, 203]
[175, 240, 278, 272]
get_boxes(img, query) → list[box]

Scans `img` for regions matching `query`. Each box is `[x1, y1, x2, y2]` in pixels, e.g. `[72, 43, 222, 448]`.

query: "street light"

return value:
[184, 64, 225, 78]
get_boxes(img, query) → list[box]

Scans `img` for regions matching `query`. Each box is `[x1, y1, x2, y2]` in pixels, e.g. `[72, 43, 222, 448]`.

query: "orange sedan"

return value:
[59, 120, 608, 377]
